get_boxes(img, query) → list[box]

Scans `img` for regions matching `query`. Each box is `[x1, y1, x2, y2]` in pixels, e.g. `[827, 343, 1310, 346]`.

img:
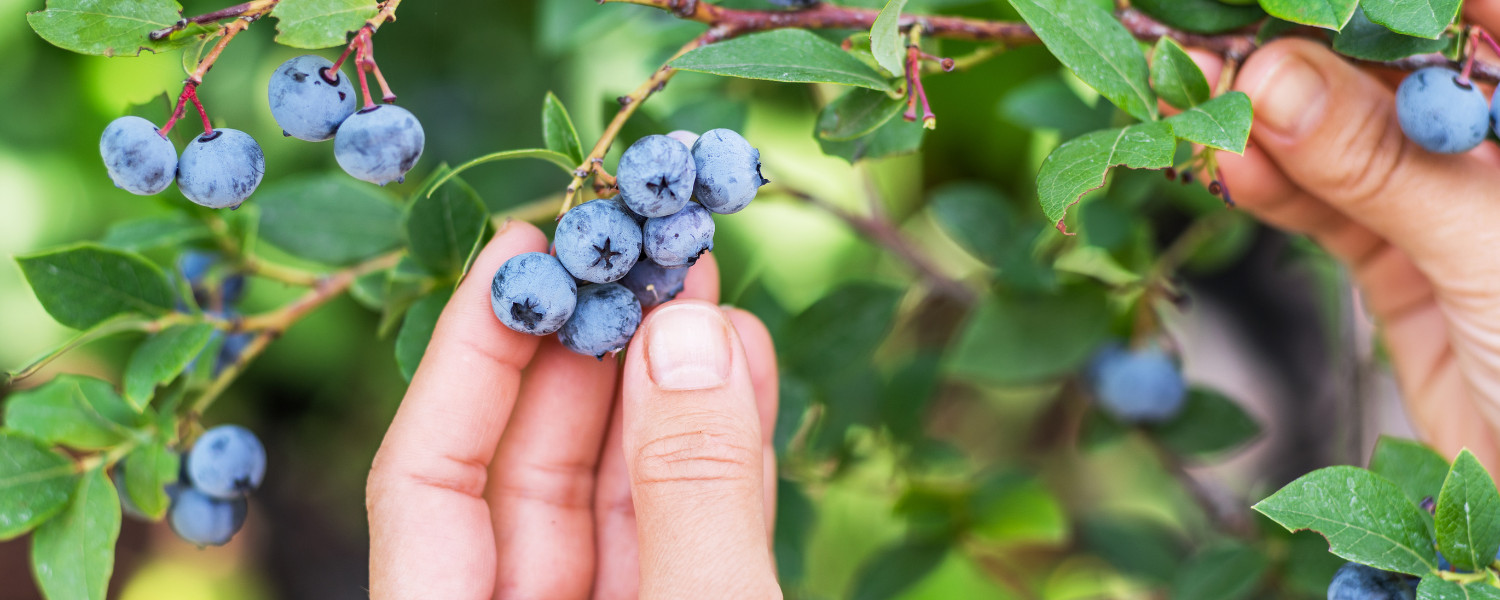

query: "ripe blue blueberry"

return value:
[644, 203, 714, 268]
[177, 129, 265, 209]
[100, 116, 177, 195]
[558, 283, 642, 359]
[617, 135, 697, 218]
[169, 487, 248, 547]
[1088, 344, 1186, 423]
[214, 332, 253, 377]
[1326, 563, 1416, 600]
[267, 55, 357, 142]
[334, 104, 425, 185]
[691, 128, 766, 214]
[186, 424, 266, 499]
[554, 198, 643, 284]
[177, 251, 217, 290]
[1396, 67, 1489, 154]
[620, 258, 688, 308]
[490, 252, 578, 335]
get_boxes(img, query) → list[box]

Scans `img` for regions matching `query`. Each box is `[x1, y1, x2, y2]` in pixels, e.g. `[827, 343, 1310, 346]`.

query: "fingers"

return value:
[368, 221, 549, 600]
[485, 335, 618, 600]
[621, 301, 779, 599]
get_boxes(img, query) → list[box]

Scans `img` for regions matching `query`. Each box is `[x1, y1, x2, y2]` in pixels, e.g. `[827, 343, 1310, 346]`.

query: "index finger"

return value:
[367, 220, 549, 600]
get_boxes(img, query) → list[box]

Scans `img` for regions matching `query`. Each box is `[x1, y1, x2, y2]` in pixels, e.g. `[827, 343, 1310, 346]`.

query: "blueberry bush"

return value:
[2, 0, 1497, 597]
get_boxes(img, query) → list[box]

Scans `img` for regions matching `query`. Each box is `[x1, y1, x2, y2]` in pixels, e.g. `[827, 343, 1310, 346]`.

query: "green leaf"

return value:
[1149, 388, 1261, 459]
[271, 0, 379, 49]
[1370, 436, 1451, 505]
[781, 283, 902, 384]
[1079, 516, 1186, 582]
[928, 183, 1016, 266]
[404, 172, 487, 276]
[1333, 7, 1452, 61]
[100, 214, 212, 252]
[1165, 91, 1253, 153]
[395, 288, 450, 382]
[1170, 542, 1269, 600]
[1150, 37, 1210, 110]
[1131, 0, 1267, 34]
[1434, 450, 1500, 572]
[948, 285, 1110, 384]
[1416, 577, 1500, 599]
[817, 110, 927, 163]
[850, 538, 949, 600]
[970, 473, 1069, 546]
[818, 87, 905, 142]
[671, 29, 896, 92]
[1052, 245, 1141, 286]
[0, 434, 78, 540]
[870, 0, 909, 77]
[542, 92, 585, 166]
[774, 478, 816, 586]
[1362, 0, 1458, 39]
[1254, 466, 1438, 575]
[1035, 122, 1176, 230]
[121, 323, 215, 411]
[26, 0, 199, 57]
[4, 375, 140, 450]
[120, 441, 177, 521]
[998, 73, 1116, 139]
[1259, 0, 1357, 30]
[31, 469, 120, 600]
[17, 244, 175, 330]
[257, 174, 404, 266]
[431, 149, 577, 193]
[1008, 0, 1157, 121]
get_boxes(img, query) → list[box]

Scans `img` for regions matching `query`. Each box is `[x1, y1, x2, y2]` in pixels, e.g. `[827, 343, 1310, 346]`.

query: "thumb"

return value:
[620, 301, 779, 599]
[1235, 38, 1500, 284]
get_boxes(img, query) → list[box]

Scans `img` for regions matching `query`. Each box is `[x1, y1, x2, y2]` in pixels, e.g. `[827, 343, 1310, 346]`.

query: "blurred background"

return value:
[0, 0, 1414, 597]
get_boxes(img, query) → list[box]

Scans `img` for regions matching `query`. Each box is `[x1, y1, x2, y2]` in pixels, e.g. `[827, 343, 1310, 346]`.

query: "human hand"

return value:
[1211, 13, 1500, 465]
[365, 221, 782, 599]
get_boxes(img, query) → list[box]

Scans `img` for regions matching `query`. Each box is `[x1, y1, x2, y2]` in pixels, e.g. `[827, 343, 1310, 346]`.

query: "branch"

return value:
[3, 315, 186, 387]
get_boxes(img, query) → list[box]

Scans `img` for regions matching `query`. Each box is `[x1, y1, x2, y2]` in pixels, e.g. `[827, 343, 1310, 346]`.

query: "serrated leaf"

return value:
[870, 0, 908, 77]
[0, 434, 78, 540]
[31, 469, 119, 600]
[26, 0, 199, 57]
[4, 375, 140, 450]
[1334, 7, 1452, 61]
[1362, 0, 1459, 39]
[1434, 450, 1500, 572]
[948, 285, 1110, 384]
[1008, 0, 1157, 121]
[819, 87, 905, 141]
[395, 288, 450, 382]
[17, 244, 175, 329]
[405, 172, 487, 276]
[1150, 37, 1210, 110]
[928, 183, 1016, 266]
[671, 29, 895, 92]
[1132, 0, 1267, 34]
[850, 538, 949, 600]
[272, 0, 379, 49]
[1036, 122, 1176, 230]
[1416, 577, 1500, 599]
[1165, 92, 1252, 153]
[1254, 466, 1438, 575]
[542, 92, 585, 166]
[121, 323, 216, 411]
[257, 174, 404, 266]
[1170, 542, 1269, 600]
[100, 215, 212, 251]
[1150, 388, 1261, 458]
[120, 441, 177, 521]
[1371, 436, 1451, 506]
[1259, 0, 1357, 30]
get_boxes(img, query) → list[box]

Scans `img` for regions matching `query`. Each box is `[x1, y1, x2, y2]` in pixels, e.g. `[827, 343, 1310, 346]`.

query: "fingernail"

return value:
[1249, 54, 1326, 139]
[647, 303, 731, 391]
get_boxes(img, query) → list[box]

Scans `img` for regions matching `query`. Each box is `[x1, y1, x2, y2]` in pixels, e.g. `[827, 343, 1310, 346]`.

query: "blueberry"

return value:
[617, 135, 696, 218]
[1396, 67, 1489, 154]
[490, 252, 578, 335]
[185, 424, 266, 499]
[334, 104, 425, 185]
[1327, 563, 1416, 600]
[177, 251, 217, 290]
[169, 487, 248, 547]
[558, 283, 642, 359]
[644, 203, 714, 268]
[1088, 344, 1186, 423]
[177, 129, 265, 209]
[219, 273, 247, 307]
[267, 55, 358, 142]
[611, 197, 647, 225]
[620, 259, 689, 308]
[214, 332, 253, 377]
[554, 198, 643, 284]
[666, 129, 699, 149]
[691, 128, 766, 215]
[100, 116, 177, 195]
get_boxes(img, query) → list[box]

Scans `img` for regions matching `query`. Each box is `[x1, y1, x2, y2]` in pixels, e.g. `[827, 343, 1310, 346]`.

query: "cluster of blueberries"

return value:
[490, 129, 766, 357]
[1395, 66, 1500, 154]
[177, 250, 254, 376]
[117, 425, 266, 547]
[1086, 343, 1187, 424]
[98, 54, 424, 209]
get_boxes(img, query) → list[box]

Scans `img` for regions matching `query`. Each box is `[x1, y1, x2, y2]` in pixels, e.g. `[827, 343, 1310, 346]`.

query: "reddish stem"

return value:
[1460, 28, 1479, 86]
[1483, 30, 1500, 62]
[159, 82, 212, 137]
[330, 29, 361, 75]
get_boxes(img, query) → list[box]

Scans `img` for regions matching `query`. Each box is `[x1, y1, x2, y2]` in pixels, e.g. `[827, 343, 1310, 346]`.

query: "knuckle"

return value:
[631, 413, 760, 489]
